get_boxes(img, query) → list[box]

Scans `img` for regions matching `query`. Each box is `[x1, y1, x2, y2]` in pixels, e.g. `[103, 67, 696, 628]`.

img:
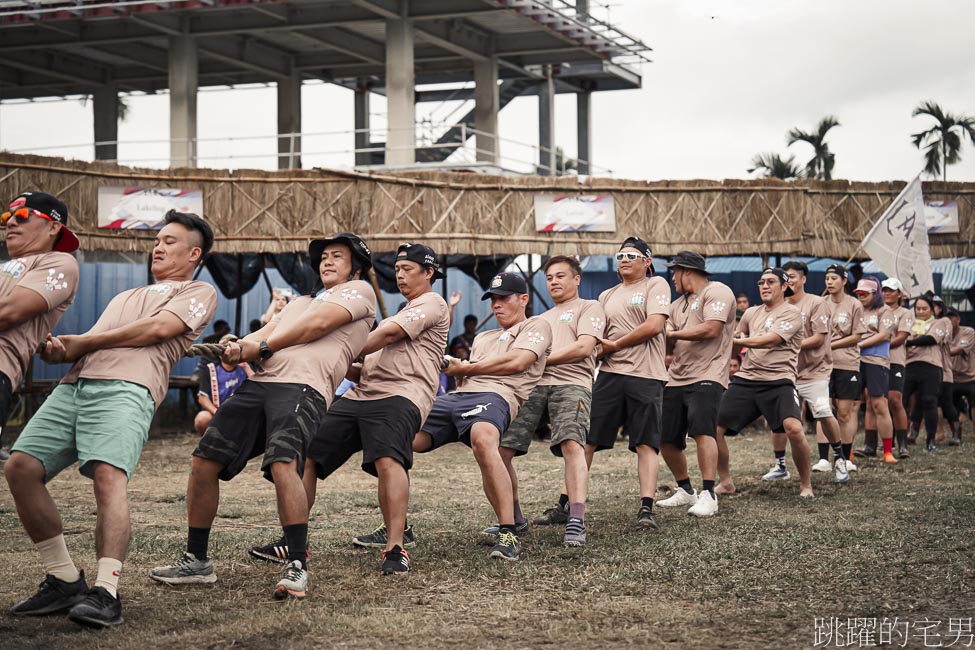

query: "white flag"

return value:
[860, 175, 934, 297]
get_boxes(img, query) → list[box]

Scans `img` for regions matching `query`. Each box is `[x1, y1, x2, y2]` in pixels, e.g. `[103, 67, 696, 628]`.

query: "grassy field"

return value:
[0, 427, 973, 649]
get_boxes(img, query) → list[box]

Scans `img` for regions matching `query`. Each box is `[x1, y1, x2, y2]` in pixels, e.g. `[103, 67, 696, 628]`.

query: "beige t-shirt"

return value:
[667, 281, 737, 388]
[953, 326, 975, 383]
[63, 280, 217, 406]
[0, 252, 79, 386]
[252, 279, 376, 405]
[906, 317, 950, 368]
[735, 302, 803, 383]
[827, 293, 867, 371]
[788, 293, 832, 383]
[537, 296, 606, 388]
[888, 306, 913, 367]
[346, 291, 449, 420]
[860, 305, 895, 368]
[457, 315, 552, 420]
[598, 276, 671, 381]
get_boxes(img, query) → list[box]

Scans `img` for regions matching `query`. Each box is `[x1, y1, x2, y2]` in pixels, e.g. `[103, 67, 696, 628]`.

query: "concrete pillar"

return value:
[354, 80, 371, 166]
[473, 57, 499, 165]
[277, 68, 302, 170]
[385, 17, 415, 166]
[577, 91, 591, 175]
[576, 0, 589, 18]
[538, 67, 556, 176]
[93, 84, 119, 161]
[169, 33, 198, 168]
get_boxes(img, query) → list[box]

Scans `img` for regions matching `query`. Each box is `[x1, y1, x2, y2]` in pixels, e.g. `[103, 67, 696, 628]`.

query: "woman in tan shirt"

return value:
[853, 277, 896, 463]
[903, 295, 951, 451]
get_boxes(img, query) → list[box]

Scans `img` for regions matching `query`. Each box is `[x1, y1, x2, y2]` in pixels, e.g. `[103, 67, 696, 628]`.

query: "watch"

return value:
[259, 340, 274, 361]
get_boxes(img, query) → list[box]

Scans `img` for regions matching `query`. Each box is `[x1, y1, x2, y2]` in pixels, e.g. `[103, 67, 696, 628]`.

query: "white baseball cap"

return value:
[881, 278, 905, 293]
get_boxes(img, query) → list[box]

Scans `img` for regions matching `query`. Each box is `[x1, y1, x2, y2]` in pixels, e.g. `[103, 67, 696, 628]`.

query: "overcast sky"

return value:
[1, 0, 974, 182]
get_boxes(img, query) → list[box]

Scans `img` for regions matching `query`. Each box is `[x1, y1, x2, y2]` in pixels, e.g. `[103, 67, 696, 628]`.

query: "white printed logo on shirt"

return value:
[44, 269, 68, 292]
[629, 294, 645, 306]
[402, 307, 426, 323]
[836, 313, 850, 327]
[525, 331, 546, 346]
[498, 331, 512, 344]
[710, 301, 727, 316]
[186, 298, 208, 320]
[0, 259, 27, 279]
[558, 310, 574, 323]
[146, 283, 173, 296]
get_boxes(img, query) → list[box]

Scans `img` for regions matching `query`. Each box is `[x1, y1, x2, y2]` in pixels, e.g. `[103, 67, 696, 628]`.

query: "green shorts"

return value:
[11, 379, 155, 482]
[501, 384, 591, 457]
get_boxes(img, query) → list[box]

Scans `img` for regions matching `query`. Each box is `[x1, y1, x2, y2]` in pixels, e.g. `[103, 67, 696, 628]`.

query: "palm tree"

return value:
[911, 101, 975, 182]
[787, 116, 840, 180]
[747, 152, 803, 180]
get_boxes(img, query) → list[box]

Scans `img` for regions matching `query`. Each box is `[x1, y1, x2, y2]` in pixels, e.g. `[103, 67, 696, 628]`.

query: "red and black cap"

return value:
[481, 272, 528, 300]
[309, 232, 372, 273]
[6, 192, 79, 253]
[396, 242, 445, 279]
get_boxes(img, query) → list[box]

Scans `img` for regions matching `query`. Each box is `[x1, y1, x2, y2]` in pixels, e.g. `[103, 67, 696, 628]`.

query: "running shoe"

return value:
[273, 560, 307, 600]
[490, 530, 520, 561]
[352, 523, 416, 549]
[67, 587, 123, 628]
[481, 520, 530, 537]
[10, 572, 88, 616]
[688, 490, 718, 517]
[846, 460, 858, 472]
[762, 466, 790, 481]
[248, 537, 310, 565]
[635, 506, 658, 531]
[380, 545, 411, 576]
[833, 458, 850, 483]
[811, 458, 832, 472]
[563, 517, 586, 547]
[532, 503, 568, 526]
[656, 488, 698, 507]
[148, 552, 217, 585]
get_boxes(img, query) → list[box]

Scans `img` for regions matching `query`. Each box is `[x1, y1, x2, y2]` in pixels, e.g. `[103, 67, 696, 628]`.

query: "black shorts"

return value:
[419, 392, 510, 452]
[829, 368, 862, 401]
[588, 372, 663, 452]
[860, 363, 889, 398]
[718, 378, 801, 435]
[888, 364, 906, 393]
[193, 381, 326, 482]
[0, 372, 13, 434]
[661, 381, 724, 450]
[307, 396, 421, 479]
[953, 381, 975, 415]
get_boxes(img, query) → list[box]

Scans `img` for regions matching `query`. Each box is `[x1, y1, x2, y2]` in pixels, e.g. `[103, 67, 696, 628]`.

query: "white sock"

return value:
[35, 535, 81, 583]
[94, 557, 123, 598]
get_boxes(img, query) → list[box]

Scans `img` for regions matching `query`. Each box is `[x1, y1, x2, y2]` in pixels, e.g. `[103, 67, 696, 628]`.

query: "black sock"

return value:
[677, 478, 693, 494]
[702, 480, 715, 496]
[818, 443, 830, 461]
[841, 443, 852, 460]
[557, 493, 569, 509]
[640, 497, 654, 511]
[830, 441, 844, 460]
[498, 524, 516, 535]
[774, 449, 786, 470]
[187, 527, 210, 561]
[283, 523, 308, 570]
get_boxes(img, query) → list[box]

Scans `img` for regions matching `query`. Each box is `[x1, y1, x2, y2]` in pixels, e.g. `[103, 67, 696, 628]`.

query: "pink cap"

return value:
[853, 279, 876, 294]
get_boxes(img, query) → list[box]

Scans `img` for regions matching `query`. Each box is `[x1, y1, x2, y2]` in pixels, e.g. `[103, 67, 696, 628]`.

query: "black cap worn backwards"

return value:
[619, 236, 652, 258]
[825, 263, 848, 281]
[396, 242, 445, 279]
[481, 272, 528, 300]
[762, 267, 794, 297]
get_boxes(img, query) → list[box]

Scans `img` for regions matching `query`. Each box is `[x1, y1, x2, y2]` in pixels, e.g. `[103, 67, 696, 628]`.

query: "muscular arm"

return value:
[831, 333, 861, 350]
[603, 314, 666, 354]
[446, 348, 538, 378]
[667, 320, 724, 342]
[42, 310, 191, 364]
[358, 320, 409, 357]
[0, 287, 50, 332]
[736, 331, 786, 350]
[546, 335, 598, 366]
[264, 302, 352, 353]
[800, 331, 826, 350]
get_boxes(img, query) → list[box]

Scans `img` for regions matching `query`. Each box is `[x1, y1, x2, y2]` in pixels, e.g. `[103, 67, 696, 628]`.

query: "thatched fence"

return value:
[1, 153, 972, 259]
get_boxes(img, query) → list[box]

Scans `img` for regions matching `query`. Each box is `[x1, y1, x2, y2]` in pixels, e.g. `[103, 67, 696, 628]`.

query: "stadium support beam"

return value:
[93, 84, 118, 161]
[169, 33, 198, 167]
[385, 15, 415, 166]
[538, 66, 555, 176]
[473, 57, 499, 164]
[277, 66, 302, 169]
[577, 89, 591, 175]
[354, 79, 371, 166]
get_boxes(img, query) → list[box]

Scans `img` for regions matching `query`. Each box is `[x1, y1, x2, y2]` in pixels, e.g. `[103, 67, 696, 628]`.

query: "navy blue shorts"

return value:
[860, 363, 889, 398]
[419, 391, 510, 452]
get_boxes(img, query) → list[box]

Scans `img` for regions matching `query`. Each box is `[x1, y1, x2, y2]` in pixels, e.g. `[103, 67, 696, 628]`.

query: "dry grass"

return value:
[1, 427, 973, 649]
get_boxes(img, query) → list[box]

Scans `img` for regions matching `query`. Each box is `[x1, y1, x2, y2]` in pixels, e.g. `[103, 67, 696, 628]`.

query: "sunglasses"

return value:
[1, 207, 54, 226]
[616, 252, 646, 261]
[756, 279, 781, 287]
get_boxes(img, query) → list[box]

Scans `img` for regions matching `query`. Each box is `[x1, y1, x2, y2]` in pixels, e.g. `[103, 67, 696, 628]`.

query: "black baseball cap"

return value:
[762, 267, 794, 297]
[666, 250, 710, 274]
[396, 242, 444, 279]
[619, 236, 652, 258]
[481, 272, 528, 300]
[825, 264, 848, 281]
[309, 232, 372, 273]
[6, 192, 79, 253]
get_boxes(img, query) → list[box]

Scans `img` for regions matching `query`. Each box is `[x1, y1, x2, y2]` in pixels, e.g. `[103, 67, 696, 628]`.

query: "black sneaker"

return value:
[248, 537, 309, 565]
[10, 572, 88, 616]
[352, 523, 416, 549]
[489, 530, 520, 561]
[67, 587, 123, 628]
[532, 503, 568, 526]
[380, 545, 411, 576]
[480, 520, 530, 538]
[636, 506, 658, 531]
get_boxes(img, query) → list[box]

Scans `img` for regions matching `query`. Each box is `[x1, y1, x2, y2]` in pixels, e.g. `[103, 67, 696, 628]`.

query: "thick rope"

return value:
[35, 341, 228, 358]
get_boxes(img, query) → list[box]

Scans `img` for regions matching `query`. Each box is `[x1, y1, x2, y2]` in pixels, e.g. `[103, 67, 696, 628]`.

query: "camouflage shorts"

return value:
[193, 380, 326, 482]
[501, 384, 591, 457]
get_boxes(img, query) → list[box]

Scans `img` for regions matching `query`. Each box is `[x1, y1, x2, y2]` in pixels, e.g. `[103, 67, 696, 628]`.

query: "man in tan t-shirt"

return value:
[656, 251, 736, 518]
[715, 267, 812, 497]
[824, 264, 867, 465]
[8, 210, 216, 628]
[151, 233, 376, 601]
[423, 272, 552, 562]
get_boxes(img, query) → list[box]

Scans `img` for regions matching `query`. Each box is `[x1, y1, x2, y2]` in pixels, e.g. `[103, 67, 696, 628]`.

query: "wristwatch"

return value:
[259, 340, 274, 361]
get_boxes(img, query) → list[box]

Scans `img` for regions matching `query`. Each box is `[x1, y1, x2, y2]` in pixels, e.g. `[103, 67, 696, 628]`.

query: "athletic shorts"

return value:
[11, 378, 154, 482]
[307, 395, 421, 479]
[860, 363, 889, 398]
[587, 372, 663, 452]
[419, 391, 510, 452]
[661, 381, 724, 450]
[796, 380, 832, 419]
[718, 378, 801, 435]
[829, 368, 862, 401]
[888, 364, 906, 393]
[193, 380, 326, 482]
[501, 384, 591, 457]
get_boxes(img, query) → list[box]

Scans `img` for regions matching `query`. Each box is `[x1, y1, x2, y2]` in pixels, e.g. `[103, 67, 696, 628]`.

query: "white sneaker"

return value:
[273, 560, 307, 600]
[688, 490, 718, 517]
[811, 458, 832, 472]
[762, 466, 790, 481]
[833, 458, 850, 483]
[657, 487, 698, 507]
[846, 460, 858, 472]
